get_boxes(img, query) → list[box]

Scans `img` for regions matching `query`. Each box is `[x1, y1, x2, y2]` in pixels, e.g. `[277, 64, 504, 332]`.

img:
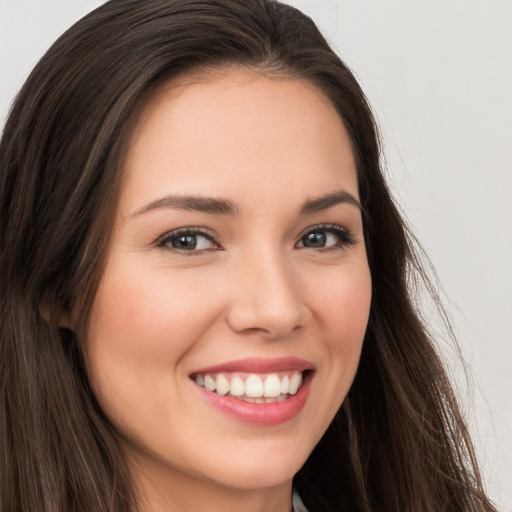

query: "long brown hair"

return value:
[0, 1, 495, 510]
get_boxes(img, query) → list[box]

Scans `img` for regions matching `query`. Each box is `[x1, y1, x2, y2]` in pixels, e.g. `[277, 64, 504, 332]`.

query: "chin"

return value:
[197, 438, 312, 490]
[205, 461, 301, 491]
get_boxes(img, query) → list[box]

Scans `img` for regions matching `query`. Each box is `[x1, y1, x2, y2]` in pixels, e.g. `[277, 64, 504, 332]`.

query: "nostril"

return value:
[226, 304, 305, 339]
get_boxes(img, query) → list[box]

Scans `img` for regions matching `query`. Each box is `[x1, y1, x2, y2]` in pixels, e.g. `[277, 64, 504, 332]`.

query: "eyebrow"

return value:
[299, 190, 362, 214]
[130, 194, 239, 217]
[129, 189, 361, 218]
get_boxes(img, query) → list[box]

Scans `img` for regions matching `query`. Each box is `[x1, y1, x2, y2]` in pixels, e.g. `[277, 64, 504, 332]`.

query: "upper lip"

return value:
[190, 357, 314, 375]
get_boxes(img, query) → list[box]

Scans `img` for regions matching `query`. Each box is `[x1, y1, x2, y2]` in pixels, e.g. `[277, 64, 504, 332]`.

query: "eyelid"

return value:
[156, 226, 222, 251]
[154, 223, 355, 253]
[296, 223, 355, 249]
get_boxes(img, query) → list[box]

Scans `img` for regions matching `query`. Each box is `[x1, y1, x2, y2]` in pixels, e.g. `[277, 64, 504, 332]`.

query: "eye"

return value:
[157, 228, 220, 252]
[296, 224, 355, 250]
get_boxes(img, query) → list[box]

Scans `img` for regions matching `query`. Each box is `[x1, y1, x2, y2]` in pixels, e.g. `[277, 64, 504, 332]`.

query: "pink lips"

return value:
[190, 357, 314, 426]
[191, 356, 314, 375]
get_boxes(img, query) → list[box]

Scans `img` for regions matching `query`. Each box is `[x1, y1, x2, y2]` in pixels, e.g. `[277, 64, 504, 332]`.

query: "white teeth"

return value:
[263, 374, 282, 398]
[194, 370, 306, 401]
[288, 372, 302, 395]
[280, 375, 289, 394]
[238, 394, 288, 404]
[230, 376, 245, 396]
[204, 374, 216, 391]
[245, 374, 264, 397]
[216, 374, 229, 396]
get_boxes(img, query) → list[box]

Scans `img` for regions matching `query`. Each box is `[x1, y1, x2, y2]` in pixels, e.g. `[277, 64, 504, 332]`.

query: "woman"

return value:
[0, 0, 496, 511]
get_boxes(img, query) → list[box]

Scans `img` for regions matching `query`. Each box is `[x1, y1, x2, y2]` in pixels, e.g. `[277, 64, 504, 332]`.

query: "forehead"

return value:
[120, 68, 358, 214]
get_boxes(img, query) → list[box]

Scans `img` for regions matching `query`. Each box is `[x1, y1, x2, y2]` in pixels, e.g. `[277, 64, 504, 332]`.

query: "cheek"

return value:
[312, 262, 371, 385]
[316, 263, 372, 351]
[87, 262, 217, 364]
[294, 261, 371, 441]
[83, 260, 222, 420]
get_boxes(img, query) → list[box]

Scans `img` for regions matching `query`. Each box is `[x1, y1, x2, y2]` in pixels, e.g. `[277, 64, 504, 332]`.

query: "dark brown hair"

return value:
[0, 1, 495, 510]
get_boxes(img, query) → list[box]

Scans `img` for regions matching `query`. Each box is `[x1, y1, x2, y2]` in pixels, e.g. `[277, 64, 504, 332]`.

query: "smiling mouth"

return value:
[190, 370, 307, 404]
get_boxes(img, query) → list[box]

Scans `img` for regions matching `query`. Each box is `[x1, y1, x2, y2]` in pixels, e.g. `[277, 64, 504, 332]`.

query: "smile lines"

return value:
[192, 371, 303, 403]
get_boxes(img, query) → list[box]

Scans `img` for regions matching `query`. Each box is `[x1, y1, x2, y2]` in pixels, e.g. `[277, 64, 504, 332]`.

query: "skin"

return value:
[85, 68, 372, 512]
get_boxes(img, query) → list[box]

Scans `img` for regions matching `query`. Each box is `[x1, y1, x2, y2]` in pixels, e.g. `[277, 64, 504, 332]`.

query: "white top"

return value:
[292, 490, 309, 512]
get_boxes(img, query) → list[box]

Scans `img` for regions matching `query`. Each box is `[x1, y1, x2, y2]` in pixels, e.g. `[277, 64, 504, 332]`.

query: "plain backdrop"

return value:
[1, 0, 511, 510]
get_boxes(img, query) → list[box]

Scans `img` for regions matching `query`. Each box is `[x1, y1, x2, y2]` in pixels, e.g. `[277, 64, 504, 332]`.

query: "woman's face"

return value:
[86, 69, 371, 501]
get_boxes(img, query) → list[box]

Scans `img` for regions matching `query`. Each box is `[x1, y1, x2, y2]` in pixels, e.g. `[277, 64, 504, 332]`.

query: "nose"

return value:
[226, 249, 308, 339]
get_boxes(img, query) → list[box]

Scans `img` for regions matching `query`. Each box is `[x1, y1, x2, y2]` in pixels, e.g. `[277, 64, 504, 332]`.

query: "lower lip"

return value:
[193, 373, 312, 426]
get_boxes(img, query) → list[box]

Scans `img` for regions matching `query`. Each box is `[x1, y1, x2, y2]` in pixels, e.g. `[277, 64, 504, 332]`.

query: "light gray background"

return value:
[1, 0, 510, 509]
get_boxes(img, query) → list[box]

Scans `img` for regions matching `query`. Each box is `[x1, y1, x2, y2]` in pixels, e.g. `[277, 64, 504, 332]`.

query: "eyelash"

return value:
[297, 223, 355, 251]
[156, 227, 221, 253]
[156, 223, 355, 255]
